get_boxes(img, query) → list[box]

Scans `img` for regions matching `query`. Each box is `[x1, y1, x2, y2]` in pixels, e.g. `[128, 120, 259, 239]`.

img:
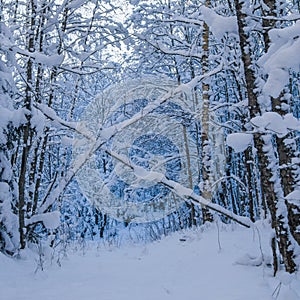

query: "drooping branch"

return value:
[37, 65, 224, 214]
[104, 147, 253, 228]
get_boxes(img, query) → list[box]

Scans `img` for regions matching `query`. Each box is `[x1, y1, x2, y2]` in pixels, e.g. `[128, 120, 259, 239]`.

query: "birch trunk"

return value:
[200, 0, 213, 222]
[234, 0, 297, 274]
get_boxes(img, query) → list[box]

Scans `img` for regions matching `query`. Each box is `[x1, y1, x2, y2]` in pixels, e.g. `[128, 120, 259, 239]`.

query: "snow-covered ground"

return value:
[0, 223, 299, 300]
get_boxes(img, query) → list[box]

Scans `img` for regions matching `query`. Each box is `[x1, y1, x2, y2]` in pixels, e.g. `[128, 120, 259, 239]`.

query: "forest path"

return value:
[0, 224, 299, 300]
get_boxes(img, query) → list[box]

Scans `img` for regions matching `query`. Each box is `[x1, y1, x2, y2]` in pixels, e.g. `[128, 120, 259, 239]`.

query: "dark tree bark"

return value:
[261, 0, 300, 246]
[234, 0, 297, 274]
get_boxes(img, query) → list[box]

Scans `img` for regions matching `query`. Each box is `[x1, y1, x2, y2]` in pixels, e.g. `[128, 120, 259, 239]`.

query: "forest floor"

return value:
[0, 222, 299, 300]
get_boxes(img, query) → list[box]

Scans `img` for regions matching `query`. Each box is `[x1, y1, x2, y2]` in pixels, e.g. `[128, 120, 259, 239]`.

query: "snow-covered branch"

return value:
[104, 147, 252, 228]
[137, 34, 203, 60]
[161, 6, 238, 40]
[38, 65, 226, 213]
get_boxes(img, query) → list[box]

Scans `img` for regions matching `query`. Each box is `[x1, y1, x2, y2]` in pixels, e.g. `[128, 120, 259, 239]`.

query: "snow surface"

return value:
[260, 21, 300, 98]
[251, 112, 300, 137]
[226, 133, 253, 152]
[199, 7, 238, 39]
[1, 224, 299, 300]
[285, 189, 300, 206]
[25, 211, 61, 230]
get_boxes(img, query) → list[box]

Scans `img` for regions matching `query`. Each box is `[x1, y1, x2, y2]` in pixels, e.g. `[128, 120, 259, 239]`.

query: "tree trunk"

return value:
[261, 0, 300, 246]
[18, 0, 37, 249]
[200, 2, 213, 223]
[234, 0, 297, 274]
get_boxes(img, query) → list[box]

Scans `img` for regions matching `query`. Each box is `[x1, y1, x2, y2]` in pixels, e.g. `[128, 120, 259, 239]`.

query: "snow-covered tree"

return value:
[0, 0, 127, 254]
[126, 0, 300, 273]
